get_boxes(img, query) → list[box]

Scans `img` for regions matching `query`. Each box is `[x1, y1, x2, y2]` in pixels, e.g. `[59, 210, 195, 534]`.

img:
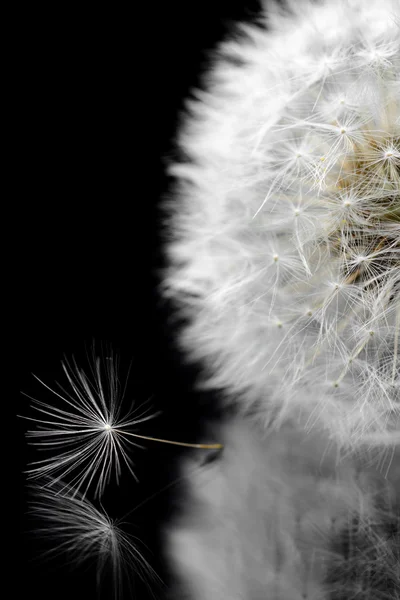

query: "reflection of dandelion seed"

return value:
[22, 350, 159, 498]
[29, 480, 160, 599]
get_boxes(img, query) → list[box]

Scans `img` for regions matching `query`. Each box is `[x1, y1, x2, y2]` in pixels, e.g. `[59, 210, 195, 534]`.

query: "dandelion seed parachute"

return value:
[22, 351, 223, 500]
[23, 351, 158, 498]
[161, 0, 400, 451]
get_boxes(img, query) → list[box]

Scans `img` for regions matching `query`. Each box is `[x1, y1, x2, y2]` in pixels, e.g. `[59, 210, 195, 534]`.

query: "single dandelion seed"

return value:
[21, 350, 223, 498]
[21, 351, 156, 498]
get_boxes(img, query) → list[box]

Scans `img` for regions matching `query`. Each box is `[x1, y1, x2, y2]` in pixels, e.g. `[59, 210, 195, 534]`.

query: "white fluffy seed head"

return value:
[162, 0, 400, 450]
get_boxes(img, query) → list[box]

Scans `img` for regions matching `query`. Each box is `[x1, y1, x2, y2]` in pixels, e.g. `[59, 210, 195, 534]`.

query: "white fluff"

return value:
[162, 1, 400, 598]
[162, 0, 400, 450]
[166, 419, 400, 599]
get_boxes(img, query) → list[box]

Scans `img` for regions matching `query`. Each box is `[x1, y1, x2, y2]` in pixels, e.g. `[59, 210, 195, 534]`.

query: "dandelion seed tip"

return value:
[273, 253, 279, 262]
[103, 423, 112, 431]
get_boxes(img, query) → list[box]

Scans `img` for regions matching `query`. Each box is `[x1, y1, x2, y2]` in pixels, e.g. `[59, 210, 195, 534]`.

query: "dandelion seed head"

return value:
[162, 0, 400, 450]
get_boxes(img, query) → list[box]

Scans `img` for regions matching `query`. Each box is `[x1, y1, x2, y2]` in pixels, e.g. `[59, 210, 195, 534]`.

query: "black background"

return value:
[17, 2, 261, 599]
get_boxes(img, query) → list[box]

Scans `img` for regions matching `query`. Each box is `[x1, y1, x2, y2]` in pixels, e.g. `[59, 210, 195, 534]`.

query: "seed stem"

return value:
[113, 429, 223, 449]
